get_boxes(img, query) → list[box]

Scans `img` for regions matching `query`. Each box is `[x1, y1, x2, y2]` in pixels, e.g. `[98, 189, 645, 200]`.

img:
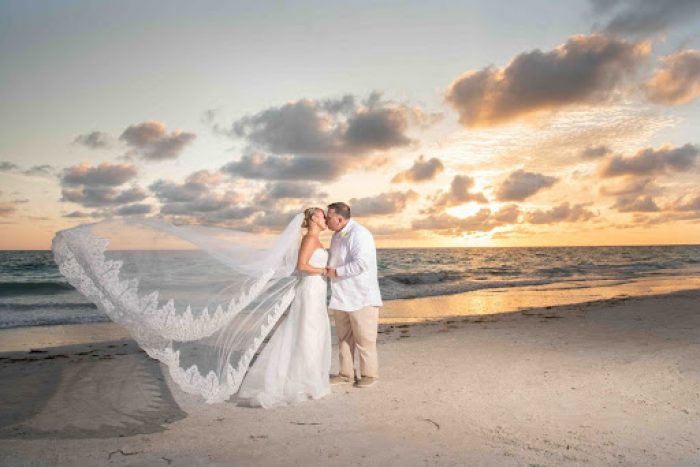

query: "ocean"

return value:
[1, 246, 699, 329]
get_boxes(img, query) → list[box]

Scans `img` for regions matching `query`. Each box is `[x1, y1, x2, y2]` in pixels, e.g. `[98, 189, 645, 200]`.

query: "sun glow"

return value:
[446, 202, 485, 219]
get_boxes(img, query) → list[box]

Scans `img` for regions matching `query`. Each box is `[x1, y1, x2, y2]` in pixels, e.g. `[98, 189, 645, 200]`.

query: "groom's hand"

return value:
[326, 267, 337, 278]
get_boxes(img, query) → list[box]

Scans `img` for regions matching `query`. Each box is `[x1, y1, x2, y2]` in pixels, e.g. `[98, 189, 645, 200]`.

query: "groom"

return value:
[325, 202, 383, 388]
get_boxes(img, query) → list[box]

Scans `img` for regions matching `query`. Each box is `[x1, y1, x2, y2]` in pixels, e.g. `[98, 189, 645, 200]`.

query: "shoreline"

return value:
[2, 276, 700, 353]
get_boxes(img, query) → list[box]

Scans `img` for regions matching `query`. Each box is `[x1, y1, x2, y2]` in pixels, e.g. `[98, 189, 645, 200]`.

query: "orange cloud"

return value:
[645, 49, 700, 105]
[445, 34, 650, 127]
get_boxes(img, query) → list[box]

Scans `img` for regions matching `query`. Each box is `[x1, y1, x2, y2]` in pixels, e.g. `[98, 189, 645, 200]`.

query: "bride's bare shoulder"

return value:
[300, 233, 323, 249]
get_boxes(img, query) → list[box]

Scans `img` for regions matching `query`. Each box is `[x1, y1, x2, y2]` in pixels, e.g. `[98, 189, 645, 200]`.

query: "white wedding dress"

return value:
[51, 213, 332, 405]
[238, 248, 332, 408]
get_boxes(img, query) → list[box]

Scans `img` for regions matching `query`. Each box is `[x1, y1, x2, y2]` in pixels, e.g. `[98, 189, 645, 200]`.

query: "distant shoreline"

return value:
[2, 285, 699, 353]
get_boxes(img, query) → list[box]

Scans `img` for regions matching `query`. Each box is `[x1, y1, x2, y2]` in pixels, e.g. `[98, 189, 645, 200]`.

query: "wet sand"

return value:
[1, 289, 699, 465]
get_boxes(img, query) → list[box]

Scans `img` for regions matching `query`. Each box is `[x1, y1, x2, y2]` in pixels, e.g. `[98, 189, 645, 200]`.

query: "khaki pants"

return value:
[331, 306, 379, 379]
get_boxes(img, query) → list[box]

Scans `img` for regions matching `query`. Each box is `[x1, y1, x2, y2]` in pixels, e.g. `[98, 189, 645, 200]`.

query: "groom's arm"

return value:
[335, 231, 373, 277]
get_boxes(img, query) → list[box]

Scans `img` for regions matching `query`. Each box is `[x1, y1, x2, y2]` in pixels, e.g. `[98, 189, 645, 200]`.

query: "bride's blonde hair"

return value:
[302, 207, 322, 229]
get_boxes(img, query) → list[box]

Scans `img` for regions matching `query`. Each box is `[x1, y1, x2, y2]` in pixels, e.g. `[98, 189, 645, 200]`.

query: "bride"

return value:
[238, 207, 331, 407]
[51, 207, 332, 407]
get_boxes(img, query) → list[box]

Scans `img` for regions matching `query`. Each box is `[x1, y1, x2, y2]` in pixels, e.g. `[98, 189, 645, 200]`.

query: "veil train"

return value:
[51, 213, 304, 403]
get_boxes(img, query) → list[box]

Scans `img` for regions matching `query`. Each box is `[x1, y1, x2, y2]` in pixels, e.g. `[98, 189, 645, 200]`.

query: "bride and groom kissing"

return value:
[52, 200, 382, 408]
[238, 202, 383, 407]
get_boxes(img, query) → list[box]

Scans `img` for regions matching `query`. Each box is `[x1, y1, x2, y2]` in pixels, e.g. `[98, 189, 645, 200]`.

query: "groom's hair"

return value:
[328, 202, 351, 219]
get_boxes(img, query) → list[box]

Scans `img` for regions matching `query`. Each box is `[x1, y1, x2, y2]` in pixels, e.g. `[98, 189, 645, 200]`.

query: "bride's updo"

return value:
[302, 207, 322, 229]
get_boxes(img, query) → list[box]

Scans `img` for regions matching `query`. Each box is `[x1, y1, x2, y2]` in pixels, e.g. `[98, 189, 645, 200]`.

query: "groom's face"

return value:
[325, 208, 345, 232]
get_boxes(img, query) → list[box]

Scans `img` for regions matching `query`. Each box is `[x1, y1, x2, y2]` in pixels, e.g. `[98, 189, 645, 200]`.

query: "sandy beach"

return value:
[1, 289, 699, 466]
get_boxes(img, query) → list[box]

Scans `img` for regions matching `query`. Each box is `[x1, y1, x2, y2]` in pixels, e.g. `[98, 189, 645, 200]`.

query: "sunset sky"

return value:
[1, 0, 700, 249]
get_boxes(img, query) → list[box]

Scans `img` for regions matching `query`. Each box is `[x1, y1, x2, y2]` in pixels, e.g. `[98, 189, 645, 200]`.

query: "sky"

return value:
[1, 0, 700, 249]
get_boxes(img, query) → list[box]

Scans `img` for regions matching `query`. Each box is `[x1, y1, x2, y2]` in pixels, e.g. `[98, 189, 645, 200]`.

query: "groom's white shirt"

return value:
[328, 219, 383, 312]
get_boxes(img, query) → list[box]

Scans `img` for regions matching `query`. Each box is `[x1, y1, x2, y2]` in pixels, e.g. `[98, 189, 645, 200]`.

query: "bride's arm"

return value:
[297, 235, 325, 275]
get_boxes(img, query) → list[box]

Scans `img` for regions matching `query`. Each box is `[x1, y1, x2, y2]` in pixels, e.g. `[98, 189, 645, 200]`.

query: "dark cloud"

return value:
[645, 49, 700, 105]
[120, 121, 196, 160]
[231, 93, 413, 156]
[252, 181, 327, 211]
[599, 143, 698, 177]
[73, 131, 111, 149]
[0, 162, 55, 177]
[612, 194, 660, 212]
[114, 203, 153, 216]
[59, 161, 146, 210]
[149, 170, 222, 203]
[61, 162, 137, 187]
[63, 211, 94, 218]
[343, 107, 411, 151]
[61, 186, 148, 208]
[150, 170, 256, 223]
[222, 93, 429, 181]
[495, 169, 558, 201]
[590, 0, 700, 36]
[0, 162, 19, 172]
[581, 145, 612, 159]
[524, 202, 597, 224]
[391, 156, 445, 183]
[222, 152, 344, 181]
[445, 34, 649, 127]
[349, 190, 419, 216]
[23, 164, 54, 177]
[429, 175, 488, 211]
[412, 204, 521, 235]
[0, 202, 16, 217]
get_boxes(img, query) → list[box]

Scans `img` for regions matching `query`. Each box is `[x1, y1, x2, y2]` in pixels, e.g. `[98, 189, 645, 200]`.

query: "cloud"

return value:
[580, 145, 612, 159]
[114, 203, 153, 216]
[524, 202, 597, 224]
[120, 121, 196, 160]
[231, 93, 414, 156]
[23, 164, 55, 177]
[495, 169, 558, 201]
[445, 34, 649, 127]
[222, 152, 344, 181]
[222, 93, 430, 181]
[412, 204, 521, 235]
[73, 131, 111, 149]
[599, 176, 660, 196]
[429, 175, 488, 211]
[670, 193, 700, 211]
[248, 210, 301, 231]
[599, 143, 699, 176]
[63, 210, 95, 218]
[590, 0, 700, 36]
[0, 202, 16, 217]
[61, 162, 137, 187]
[61, 186, 148, 207]
[349, 190, 419, 216]
[645, 49, 700, 105]
[391, 156, 444, 183]
[0, 162, 54, 177]
[0, 162, 19, 172]
[252, 181, 327, 211]
[150, 170, 256, 223]
[59, 161, 147, 210]
[612, 194, 660, 212]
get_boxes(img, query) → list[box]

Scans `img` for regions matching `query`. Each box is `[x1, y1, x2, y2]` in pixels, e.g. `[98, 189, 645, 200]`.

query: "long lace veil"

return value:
[51, 213, 304, 403]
